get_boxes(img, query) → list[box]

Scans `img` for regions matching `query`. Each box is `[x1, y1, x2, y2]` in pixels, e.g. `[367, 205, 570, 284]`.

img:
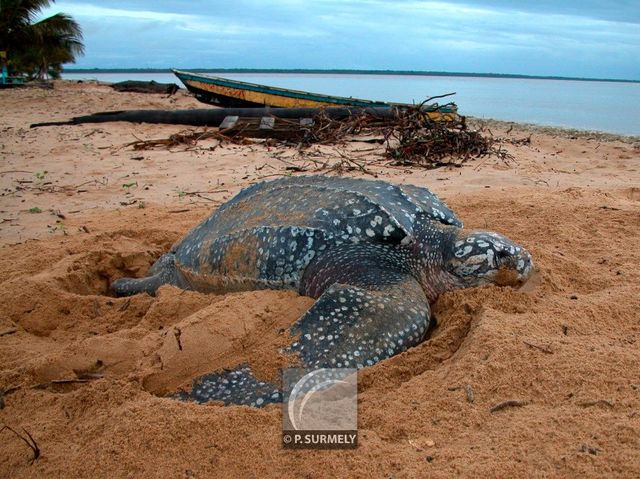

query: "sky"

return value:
[41, 0, 640, 80]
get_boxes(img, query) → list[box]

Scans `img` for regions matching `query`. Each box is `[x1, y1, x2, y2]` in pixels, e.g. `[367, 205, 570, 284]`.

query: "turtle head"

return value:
[444, 230, 533, 287]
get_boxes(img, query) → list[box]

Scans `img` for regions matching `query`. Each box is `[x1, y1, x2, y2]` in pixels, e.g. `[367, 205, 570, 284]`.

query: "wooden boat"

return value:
[172, 70, 459, 121]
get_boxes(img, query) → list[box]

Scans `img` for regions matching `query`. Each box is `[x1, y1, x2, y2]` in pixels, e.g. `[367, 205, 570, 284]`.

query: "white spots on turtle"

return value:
[365, 228, 375, 237]
[333, 219, 341, 226]
[352, 209, 361, 216]
[459, 263, 481, 275]
[432, 207, 445, 219]
[400, 235, 413, 245]
[486, 249, 495, 267]
[382, 224, 396, 237]
[476, 240, 490, 248]
[455, 245, 473, 258]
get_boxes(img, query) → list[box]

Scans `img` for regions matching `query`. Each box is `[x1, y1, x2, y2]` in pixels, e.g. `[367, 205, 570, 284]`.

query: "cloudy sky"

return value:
[42, 0, 639, 80]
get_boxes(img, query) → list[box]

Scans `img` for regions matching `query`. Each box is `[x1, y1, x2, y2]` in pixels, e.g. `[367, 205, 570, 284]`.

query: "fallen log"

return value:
[30, 106, 405, 128]
[110, 80, 180, 95]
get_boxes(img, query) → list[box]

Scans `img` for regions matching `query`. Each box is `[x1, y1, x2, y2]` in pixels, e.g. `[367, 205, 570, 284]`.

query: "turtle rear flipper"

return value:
[187, 365, 282, 407]
[111, 253, 187, 296]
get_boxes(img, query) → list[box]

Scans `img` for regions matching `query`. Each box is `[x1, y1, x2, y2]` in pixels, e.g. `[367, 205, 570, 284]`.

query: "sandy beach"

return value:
[1, 81, 639, 477]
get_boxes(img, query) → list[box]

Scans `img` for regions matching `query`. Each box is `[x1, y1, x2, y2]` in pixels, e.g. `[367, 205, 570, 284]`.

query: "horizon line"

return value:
[63, 68, 640, 84]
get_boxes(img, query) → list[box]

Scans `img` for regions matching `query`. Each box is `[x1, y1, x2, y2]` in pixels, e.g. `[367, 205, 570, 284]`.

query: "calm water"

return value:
[63, 72, 640, 136]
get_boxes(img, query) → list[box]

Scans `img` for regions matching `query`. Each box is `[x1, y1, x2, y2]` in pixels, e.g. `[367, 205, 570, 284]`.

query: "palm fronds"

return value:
[0, 0, 84, 79]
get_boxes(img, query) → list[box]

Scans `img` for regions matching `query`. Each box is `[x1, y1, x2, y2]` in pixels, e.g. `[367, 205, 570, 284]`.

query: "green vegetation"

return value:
[28, 206, 42, 213]
[0, 0, 84, 80]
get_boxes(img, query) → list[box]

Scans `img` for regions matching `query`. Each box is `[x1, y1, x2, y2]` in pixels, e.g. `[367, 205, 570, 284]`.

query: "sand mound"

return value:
[1, 186, 639, 477]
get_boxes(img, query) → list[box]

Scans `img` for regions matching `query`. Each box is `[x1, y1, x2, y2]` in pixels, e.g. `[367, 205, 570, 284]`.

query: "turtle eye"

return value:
[496, 249, 510, 259]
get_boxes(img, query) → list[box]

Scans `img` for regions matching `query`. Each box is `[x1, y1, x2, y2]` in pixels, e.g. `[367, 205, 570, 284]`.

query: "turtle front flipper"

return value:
[289, 272, 431, 369]
[179, 270, 430, 407]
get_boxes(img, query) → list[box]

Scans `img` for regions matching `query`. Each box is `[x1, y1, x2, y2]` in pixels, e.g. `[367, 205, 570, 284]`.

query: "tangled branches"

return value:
[122, 129, 251, 151]
[297, 109, 386, 145]
[294, 102, 513, 168]
[384, 104, 513, 168]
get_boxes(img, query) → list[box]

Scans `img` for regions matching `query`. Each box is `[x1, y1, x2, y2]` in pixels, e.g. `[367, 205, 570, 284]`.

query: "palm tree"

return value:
[0, 0, 84, 81]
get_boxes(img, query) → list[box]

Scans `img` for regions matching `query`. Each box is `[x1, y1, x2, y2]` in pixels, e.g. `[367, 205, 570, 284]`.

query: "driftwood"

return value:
[31, 106, 412, 128]
[110, 80, 179, 95]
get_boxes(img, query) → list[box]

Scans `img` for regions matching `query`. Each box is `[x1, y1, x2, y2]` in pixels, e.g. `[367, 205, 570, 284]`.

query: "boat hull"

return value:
[173, 70, 459, 121]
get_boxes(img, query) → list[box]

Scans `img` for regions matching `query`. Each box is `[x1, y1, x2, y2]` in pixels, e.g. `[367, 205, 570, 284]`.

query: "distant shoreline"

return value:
[63, 68, 640, 84]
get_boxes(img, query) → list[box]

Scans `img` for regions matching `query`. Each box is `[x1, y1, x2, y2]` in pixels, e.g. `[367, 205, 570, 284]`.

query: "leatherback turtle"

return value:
[112, 175, 532, 406]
